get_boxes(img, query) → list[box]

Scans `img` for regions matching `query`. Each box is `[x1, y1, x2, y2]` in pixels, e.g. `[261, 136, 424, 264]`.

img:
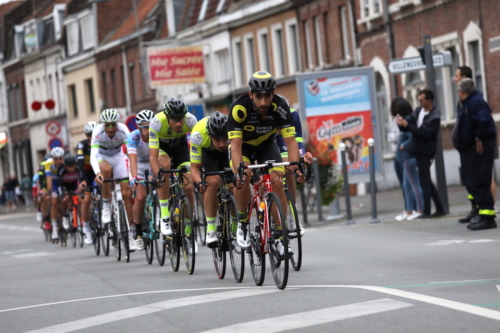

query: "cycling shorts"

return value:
[96, 150, 129, 180]
[230, 141, 284, 173]
[202, 148, 229, 173]
[159, 140, 190, 169]
[136, 162, 152, 182]
[58, 183, 78, 197]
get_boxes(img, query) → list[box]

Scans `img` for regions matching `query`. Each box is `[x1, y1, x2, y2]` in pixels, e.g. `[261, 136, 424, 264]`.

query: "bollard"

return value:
[312, 158, 325, 225]
[326, 198, 343, 220]
[339, 143, 355, 225]
[368, 138, 380, 224]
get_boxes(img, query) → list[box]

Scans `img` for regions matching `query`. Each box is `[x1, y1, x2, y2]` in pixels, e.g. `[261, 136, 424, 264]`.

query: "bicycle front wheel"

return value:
[212, 203, 225, 279]
[194, 191, 207, 246]
[180, 198, 195, 274]
[143, 206, 154, 265]
[91, 206, 100, 255]
[69, 213, 77, 248]
[118, 201, 130, 263]
[248, 201, 265, 286]
[151, 203, 166, 266]
[76, 206, 84, 248]
[285, 191, 302, 271]
[267, 192, 289, 290]
[168, 198, 180, 272]
[226, 195, 244, 283]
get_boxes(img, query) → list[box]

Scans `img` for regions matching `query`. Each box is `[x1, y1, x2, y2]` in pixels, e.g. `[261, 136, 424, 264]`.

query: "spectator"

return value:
[453, 78, 497, 230]
[394, 97, 424, 220]
[21, 173, 32, 210]
[4, 174, 17, 211]
[397, 89, 446, 218]
[388, 99, 407, 220]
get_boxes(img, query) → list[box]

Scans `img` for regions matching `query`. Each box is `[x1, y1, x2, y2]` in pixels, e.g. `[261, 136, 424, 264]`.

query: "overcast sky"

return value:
[0, 0, 16, 5]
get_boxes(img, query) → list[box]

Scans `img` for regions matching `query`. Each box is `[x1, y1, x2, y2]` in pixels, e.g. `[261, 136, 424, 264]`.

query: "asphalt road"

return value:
[1, 211, 500, 332]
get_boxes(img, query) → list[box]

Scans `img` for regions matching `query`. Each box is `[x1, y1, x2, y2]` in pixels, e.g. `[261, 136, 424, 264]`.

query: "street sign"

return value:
[125, 115, 137, 131]
[387, 51, 452, 74]
[45, 121, 61, 136]
[48, 137, 63, 149]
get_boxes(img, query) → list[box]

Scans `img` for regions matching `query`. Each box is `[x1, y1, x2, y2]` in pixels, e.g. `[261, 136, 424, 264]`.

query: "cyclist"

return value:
[228, 71, 303, 252]
[59, 154, 80, 230]
[127, 109, 155, 251]
[275, 107, 313, 235]
[77, 121, 97, 245]
[90, 109, 135, 250]
[43, 147, 66, 241]
[190, 111, 231, 246]
[36, 153, 51, 224]
[149, 98, 197, 242]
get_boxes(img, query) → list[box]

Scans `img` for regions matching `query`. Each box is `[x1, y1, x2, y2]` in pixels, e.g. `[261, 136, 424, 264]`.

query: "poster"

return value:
[297, 68, 382, 179]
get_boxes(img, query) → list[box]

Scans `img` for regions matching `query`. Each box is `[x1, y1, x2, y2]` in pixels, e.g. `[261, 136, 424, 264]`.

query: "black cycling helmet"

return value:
[207, 111, 228, 139]
[64, 153, 77, 166]
[248, 71, 276, 94]
[163, 97, 188, 118]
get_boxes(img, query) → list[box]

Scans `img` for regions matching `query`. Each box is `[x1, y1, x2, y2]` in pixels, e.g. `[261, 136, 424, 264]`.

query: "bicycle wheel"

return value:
[76, 206, 84, 248]
[102, 223, 110, 256]
[248, 201, 265, 286]
[212, 205, 225, 279]
[119, 201, 130, 263]
[112, 220, 121, 261]
[143, 209, 154, 265]
[267, 192, 289, 290]
[226, 195, 244, 283]
[285, 191, 302, 271]
[153, 204, 166, 266]
[69, 213, 77, 248]
[180, 198, 195, 274]
[194, 191, 207, 246]
[91, 205, 100, 255]
[168, 198, 180, 272]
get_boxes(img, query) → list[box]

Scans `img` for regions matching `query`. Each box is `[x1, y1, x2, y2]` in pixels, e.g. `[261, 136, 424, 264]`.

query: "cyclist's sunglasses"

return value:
[139, 125, 149, 129]
[168, 116, 184, 123]
[53, 157, 63, 161]
[105, 123, 118, 128]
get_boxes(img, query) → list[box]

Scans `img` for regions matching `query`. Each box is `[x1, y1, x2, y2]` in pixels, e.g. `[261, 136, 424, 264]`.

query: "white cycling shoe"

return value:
[36, 212, 42, 222]
[84, 230, 93, 245]
[135, 237, 144, 251]
[276, 239, 294, 256]
[236, 223, 251, 249]
[102, 207, 112, 224]
[160, 217, 173, 236]
[206, 231, 218, 247]
[128, 236, 136, 251]
[185, 237, 198, 255]
[62, 216, 70, 230]
[51, 228, 58, 240]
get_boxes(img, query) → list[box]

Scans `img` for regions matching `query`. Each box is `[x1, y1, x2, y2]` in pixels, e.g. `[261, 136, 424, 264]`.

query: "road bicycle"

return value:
[239, 159, 305, 290]
[86, 185, 107, 256]
[64, 190, 84, 248]
[201, 167, 244, 282]
[103, 178, 131, 263]
[193, 187, 207, 246]
[161, 166, 196, 274]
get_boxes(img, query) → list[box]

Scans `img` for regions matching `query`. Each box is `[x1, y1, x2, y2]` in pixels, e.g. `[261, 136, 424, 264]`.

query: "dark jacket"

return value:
[452, 90, 496, 152]
[401, 106, 441, 158]
[395, 115, 416, 162]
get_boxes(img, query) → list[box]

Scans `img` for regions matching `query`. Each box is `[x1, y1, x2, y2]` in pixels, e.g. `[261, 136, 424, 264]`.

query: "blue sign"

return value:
[48, 138, 63, 149]
[188, 104, 204, 121]
[126, 115, 138, 131]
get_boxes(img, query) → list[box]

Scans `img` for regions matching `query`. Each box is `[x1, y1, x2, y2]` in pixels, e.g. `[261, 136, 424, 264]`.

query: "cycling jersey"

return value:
[57, 164, 79, 193]
[38, 161, 47, 189]
[276, 109, 305, 157]
[44, 158, 60, 181]
[90, 123, 130, 178]
[76, 139, 95, 183]
[190, 117, 217, 164]
[149, 112, 197, 150]
[127, 129, 150, 164]
[227, 94, 295, 146]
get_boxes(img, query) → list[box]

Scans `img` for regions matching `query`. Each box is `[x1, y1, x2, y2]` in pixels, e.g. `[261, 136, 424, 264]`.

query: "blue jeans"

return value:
[402, 158, 424, 212]
[394, 159, 407, 211]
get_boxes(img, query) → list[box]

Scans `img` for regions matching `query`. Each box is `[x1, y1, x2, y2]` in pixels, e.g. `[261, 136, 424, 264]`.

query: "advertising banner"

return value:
[147, 46, 205, 87]
[297, 67, 383, 180]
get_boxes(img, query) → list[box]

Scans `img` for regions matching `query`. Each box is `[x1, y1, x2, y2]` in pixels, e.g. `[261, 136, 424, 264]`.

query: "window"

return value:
[120, 65, 126, 105]
[110, 69, 117, 106]
[68, 84, 78, 118]
[16, 85, 22, 120]
[303, 21, 313, 69]
[232, 39, 245, 87]
[361, 0, 382, 19]
[244, 35, 256, 79]
[129, 64, 137, 101]
[272, 25, 286, 77]
[101, 72, 107, 108]
[7, 87, 15, 122]
[80, 14, 95, 50]
[215, 49, 230, 85]
[21, 81, 27, 119]
[285, 20, 301, 73]
[314, 16, 323, 67]
[40, 18, 55, 47]
[363, 0, 370, 17]
[375, 73, 390, 154]
[340, 6, 350, 60]
[447, 47, 459, 116]
[257, 30, 271, 72]
[469, 41, 483, 93]
[66, 21, 79, 56]
[85, 79, 95, 114]
[322, 12, 330, 64]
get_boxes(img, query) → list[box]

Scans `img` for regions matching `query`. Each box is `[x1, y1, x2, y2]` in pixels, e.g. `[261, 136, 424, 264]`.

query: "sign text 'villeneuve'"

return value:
[147, 46, 205, 87]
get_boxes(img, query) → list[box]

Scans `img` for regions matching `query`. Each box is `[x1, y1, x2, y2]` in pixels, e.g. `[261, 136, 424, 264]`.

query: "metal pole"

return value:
[312, 158, 325, 225]
[298, 183, 309, 226]
[368, 138, 380, 223]
[339, 143, 355, 224]
[422, 35, 449, 214]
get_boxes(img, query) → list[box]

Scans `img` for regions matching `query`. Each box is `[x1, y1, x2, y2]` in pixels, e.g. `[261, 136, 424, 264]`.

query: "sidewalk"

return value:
[297, 185, 478, 227]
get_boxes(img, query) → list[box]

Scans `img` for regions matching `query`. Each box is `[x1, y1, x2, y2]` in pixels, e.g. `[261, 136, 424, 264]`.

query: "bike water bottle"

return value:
[257, 201, 265, 222]
[174, 206, 180, 223]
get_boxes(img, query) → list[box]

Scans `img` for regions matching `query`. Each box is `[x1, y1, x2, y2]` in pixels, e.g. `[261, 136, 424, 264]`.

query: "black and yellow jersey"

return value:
[227, 94, 295, 146]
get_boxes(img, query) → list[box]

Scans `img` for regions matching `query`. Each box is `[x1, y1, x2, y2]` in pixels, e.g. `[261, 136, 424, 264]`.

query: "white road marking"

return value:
[0, 213, 36, 221]
[200, 298, 413, 333]
[0, 249, 33, 255]
[425, 240, 466, 246]
[429, 278, 500, 284]
[0, 223, 40, 232]
[496, 285, 500, 292]
[13, 252, 53, 258]
[25, 289, 282, 333]
[469, 239, 495, 243]
[290, 285, 500, 321]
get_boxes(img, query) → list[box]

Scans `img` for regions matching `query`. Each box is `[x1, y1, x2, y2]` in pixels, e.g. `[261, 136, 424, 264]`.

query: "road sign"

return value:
[387, 51, 452, 74]
[125, 115, 137, 131]
[48, 137, 63, 149]
[45, 121, 61, 136]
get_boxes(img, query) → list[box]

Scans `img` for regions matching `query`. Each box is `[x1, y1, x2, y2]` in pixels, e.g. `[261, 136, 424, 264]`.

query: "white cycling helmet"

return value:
[100, 109, 119, 123]
[84, 121, 97, 135]
[51, 147, 65, 158]
[136, 109, 155, 125]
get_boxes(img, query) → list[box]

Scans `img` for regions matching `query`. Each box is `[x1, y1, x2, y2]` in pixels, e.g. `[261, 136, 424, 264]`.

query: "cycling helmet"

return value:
[136, 109, 155, 125]
[51, 147, 65, 158]
[248, 71, 276, 94]
[206, 111, 228, 139]
[84, 121, 97, 135]
[163, 98, 187, 118]
[100, 109, 119, 123]
[63, 154, 77, 166]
